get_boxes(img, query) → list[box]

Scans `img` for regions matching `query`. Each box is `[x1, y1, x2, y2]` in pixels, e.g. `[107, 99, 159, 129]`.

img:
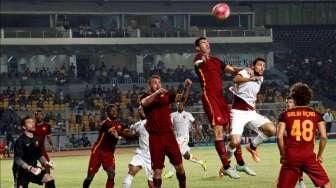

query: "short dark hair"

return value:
[289, 82, 313, 106]
[35, 110, 43, 115]
[286, 96, 293, 100]
[195, 36, 207, 47]
[252, 57, 266, 66]
[105, 104, 118, 113]
[21, 116, 32, 127]
[148, 74, 161, 85]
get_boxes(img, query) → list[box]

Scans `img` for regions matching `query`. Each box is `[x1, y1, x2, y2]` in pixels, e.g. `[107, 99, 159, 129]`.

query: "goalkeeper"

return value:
[12, 116, 56, 188]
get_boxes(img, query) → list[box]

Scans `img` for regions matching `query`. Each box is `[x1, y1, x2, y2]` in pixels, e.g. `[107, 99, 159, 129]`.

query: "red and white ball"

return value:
[212, 2, 230, 20]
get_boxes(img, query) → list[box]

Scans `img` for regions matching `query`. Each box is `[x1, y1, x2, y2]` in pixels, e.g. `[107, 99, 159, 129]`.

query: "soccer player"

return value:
[35, 110, 55, 162]
[277, 83, 331, 188]
[227, 57, 276, 163]
[140, 75, 192, 188]
[13, 116, 56, 188]
[193, 36, 244, 178]
[122, 106, 153, 188]
[83, 104, 132, 188]
[284, 96, 305, 188]
[164, 102, 207, 179]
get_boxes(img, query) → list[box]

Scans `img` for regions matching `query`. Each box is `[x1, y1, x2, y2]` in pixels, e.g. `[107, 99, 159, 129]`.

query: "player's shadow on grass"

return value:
[201, 176, 224, 181]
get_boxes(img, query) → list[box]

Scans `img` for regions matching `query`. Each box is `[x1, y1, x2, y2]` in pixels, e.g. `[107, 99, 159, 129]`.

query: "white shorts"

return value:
[129, 153, 153, 181]
[176, 136, 190, 155]
[230, 109, 271, 136]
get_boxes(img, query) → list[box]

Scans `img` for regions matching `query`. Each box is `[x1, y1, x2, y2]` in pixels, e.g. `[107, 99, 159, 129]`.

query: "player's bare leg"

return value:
[183, 152, 207, 171]
[164, 152, 207, 179]
[246, 122, 276, 162]
[174, 163, 186, 188]
[153, 169, 163, 188]
[105, 168, 115, 188]
[322, 182, 331, 188]
[123, 164, 154, 188]
[227, 135, 256, 176]
[214, 126, 240, 179]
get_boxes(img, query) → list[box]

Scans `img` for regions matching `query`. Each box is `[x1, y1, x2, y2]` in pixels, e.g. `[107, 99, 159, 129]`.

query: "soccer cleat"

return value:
[295, 180, 306, 188]
[236, 165, 256, 176]
[164, 171, 174, 179]
[219, 167, 240, 179]
[200, 160, 207, 171]
[246, 144, 261, 162]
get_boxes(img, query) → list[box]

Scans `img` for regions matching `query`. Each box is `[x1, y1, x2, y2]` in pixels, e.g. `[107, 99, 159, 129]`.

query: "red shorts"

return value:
[201, 92, 229, 127]
[277, 157, 329, 188]
[149, 132, 182, 170]
[87, 149, 115, 176]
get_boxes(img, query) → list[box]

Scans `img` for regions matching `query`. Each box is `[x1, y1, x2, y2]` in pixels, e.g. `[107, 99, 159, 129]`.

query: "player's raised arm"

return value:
[179, 79, 192, 105]
[141, 88, 167, 107]
[224, 64, 242, 75]
[276, 122, 286, 163]
[317, 121, 328, 161]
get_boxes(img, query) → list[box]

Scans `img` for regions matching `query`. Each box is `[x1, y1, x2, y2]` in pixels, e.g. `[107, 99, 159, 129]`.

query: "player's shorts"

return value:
[201, 92, 230, 127]
[14, 168, 47, 188]
[230, 109, 271, 135]
[277, 156, 330, 188]
[176, 136, 190, 155]
[87, 149, 115, 176]
[149, 132, 182, 170]
[129, 153, 153, 181]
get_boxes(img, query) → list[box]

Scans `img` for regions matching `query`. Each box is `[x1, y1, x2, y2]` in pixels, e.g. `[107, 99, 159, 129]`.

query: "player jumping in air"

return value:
[193, 36, 250, 179]
[227, 57, 276, 163]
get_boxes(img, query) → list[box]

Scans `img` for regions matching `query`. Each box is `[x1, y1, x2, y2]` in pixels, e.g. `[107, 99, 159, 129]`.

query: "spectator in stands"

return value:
[323, 108, 334, 133]
[80, 133, 91, 147]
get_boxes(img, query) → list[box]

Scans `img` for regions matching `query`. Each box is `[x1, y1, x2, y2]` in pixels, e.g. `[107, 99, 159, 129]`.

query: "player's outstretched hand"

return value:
[29, 166, 42, 175]
[108, 127, 119, 138]
[156, 88, 168, 95]
[184, 79, 192, 87]
[250, 76, 262, 81]
[46, 161, 55, 169]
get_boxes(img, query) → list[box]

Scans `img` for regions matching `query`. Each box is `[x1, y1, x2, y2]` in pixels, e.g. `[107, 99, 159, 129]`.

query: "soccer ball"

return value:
[212, 2, 230, 20]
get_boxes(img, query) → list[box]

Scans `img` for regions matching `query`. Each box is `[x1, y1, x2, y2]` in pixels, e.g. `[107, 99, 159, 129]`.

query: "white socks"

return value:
[252, 132, 268, 148]
[189, 154, 203, 165]
[122, 174, 134, 188]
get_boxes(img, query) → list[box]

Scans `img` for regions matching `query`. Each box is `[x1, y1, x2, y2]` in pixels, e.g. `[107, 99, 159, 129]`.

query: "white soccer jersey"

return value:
[130, 119, 150, 156]
[171, 111, 195, 138]
[229, 68, 263, 108]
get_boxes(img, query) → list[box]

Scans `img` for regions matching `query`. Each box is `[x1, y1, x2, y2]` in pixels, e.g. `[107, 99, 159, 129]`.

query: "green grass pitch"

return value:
[1, 141, 335, 188]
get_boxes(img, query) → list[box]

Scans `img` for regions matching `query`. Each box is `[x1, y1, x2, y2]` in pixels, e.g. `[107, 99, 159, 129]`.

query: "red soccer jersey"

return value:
[142, 91, 176, 134]
[92, 118, 124, 153]
[34, 122, 51, 148]
[193, 53, 227, 94]
[279, 106, 323, 161]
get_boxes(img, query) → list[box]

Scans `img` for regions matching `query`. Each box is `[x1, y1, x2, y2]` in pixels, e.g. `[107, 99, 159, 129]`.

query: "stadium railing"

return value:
[2, 27, 272, 39]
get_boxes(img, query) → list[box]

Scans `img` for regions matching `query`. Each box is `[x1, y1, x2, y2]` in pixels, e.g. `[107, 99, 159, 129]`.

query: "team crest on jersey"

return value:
[42, 127, 46, 131]
[183, 115, 186, 119]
